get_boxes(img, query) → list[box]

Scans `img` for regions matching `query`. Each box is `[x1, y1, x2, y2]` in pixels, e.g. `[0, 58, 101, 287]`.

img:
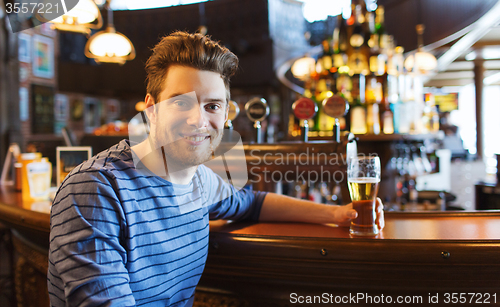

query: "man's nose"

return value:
[186, 105, 208, 128]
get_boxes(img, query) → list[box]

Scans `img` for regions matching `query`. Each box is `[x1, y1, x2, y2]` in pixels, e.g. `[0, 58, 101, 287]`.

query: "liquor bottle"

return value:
[364, 11, 375, 50]
[348, 4, 369, 76]
[305, 41, 334, 133]
[396, 74, 412, 134]
[333, 13, 348, 55]
[366, 102, 380, 134]
[365, 74, 383, 103]
[366, 11, 378, 53]
[381, 101, 394, 134]
[365, 74, 381, 134]
[336, 72, 353, 100]
[336, 72, 352, 131]
[378, 69, 394, 134]
[349, 73, 366, 134]
[332, 11, 349, 75]
[320, 40, 333, 72]
[391, 96, 402, 134]
[313, 78, 327, 131]
[349, 4, 365, 49]
[375, 5, 388, 51]
[350, 97, 367, 134]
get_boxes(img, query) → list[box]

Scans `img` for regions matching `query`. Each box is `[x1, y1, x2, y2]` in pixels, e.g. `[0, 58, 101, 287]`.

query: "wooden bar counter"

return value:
[198, 214, 500, 306]
[1, 186, 500, 306]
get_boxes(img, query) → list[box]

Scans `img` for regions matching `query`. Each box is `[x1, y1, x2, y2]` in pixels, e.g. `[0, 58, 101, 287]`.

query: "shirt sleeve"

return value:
[197, 165, 267, 221]
[48, 169, 136, 307]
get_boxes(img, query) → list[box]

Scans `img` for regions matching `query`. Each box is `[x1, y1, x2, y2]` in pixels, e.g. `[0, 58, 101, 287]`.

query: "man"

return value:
[48, 31, 384, 307]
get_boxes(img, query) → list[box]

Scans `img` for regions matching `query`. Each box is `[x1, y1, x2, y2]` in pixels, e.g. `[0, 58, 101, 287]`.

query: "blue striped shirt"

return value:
[47, 140, 265, 307]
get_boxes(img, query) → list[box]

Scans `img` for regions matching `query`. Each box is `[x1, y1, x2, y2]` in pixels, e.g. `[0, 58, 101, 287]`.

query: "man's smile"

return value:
[181, 133, 211, 145]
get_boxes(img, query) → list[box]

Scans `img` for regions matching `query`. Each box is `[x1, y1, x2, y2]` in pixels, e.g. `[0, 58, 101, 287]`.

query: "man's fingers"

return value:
[333, 205, 356, 227]
[375, 197, 385, 230]
[340, 200, 384, 230]
[376, 197, 384, 211]
[348, 209, 357, 219]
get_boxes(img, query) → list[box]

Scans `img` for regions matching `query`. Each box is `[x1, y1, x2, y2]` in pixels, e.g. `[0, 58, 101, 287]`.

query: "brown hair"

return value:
[145, 31, 238, 104]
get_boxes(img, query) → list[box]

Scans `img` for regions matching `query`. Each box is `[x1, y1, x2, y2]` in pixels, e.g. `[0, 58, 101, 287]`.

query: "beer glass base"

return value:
[349, 226, 379, 236]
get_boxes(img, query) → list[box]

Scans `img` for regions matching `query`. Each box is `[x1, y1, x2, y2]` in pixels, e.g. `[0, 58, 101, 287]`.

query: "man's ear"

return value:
[144, 94, 156, 124]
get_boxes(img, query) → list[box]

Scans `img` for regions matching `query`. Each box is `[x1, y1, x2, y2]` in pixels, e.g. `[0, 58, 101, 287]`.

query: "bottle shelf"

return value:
[288, 131, 444, 142]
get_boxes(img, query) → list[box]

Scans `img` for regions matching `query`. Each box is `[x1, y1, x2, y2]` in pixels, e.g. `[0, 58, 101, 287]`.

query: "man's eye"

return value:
[206, 104, 221, 111]
[175, 100, 187, 107]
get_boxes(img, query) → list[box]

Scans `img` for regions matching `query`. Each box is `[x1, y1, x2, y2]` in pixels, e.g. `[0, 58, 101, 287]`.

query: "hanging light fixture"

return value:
[291, 56, 316, 80]
[38, 0, 103, 35]
[404, 24, 437, 73]
[84, 0, 136, 64]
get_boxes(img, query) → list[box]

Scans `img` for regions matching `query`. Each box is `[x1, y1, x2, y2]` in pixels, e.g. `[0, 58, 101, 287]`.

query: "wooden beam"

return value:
[436, 1, 500, 72]
[424, 79, 474, 87]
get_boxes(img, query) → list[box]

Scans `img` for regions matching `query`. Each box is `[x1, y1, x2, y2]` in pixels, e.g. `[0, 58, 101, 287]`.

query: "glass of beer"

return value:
[347, 156, 381, 236]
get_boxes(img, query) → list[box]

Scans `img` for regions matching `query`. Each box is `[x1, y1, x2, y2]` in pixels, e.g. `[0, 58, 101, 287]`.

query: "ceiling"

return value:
[425, 25, 500, 88]
[377, 0, 500, 88]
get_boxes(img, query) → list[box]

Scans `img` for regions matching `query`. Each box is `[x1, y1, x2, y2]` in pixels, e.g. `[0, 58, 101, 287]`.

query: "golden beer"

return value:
[348, 178, 380, 236]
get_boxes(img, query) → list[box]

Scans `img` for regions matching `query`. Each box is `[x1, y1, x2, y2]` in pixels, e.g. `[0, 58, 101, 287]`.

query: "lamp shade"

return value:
[404, 51, 437, 73]
[52, 0, 100, 24]
[41, 0, 102, 34]
[291, 57, 316, 80]
[84, 26, 136, 64]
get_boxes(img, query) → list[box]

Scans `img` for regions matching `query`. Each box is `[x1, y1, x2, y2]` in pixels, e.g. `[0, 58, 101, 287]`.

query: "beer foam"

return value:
[348, 177, 380, 183]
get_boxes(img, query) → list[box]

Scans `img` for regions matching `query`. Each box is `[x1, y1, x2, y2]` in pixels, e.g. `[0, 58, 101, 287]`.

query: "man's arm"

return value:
[48, 170, 135, 307]
[258, 193, 385, 229]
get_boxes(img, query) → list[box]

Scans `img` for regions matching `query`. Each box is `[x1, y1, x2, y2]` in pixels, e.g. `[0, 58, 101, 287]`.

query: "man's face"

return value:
[146, 65, 228, 170]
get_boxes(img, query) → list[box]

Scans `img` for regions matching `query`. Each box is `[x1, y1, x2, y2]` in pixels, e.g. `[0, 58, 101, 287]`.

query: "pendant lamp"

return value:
[84, 0, 135, 64]
[404, 24, 437, 73]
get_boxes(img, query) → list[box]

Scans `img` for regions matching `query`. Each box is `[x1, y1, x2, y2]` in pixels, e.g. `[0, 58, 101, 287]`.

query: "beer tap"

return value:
[245, 98, 269, 144]
[291, 97, 317, 142]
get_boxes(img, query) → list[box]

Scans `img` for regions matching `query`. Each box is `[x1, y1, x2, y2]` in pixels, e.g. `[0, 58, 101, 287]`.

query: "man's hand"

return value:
[333, 198, 385, 230]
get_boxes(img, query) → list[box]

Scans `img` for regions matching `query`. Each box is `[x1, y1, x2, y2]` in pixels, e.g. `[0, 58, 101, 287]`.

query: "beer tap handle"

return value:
[254, 121, 262, 144]
[333, 118, 340, 143]
[302, 120, 309, 142]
